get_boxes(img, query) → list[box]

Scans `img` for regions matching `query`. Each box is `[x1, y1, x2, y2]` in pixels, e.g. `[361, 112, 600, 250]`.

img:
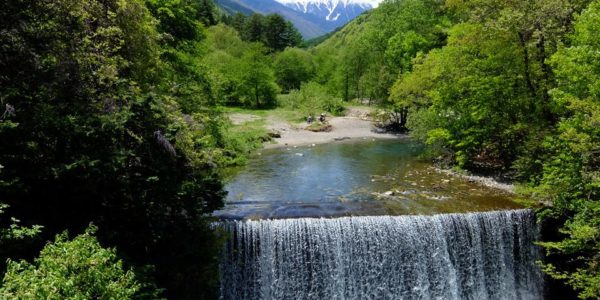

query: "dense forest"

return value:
[0, 0, 598, 299]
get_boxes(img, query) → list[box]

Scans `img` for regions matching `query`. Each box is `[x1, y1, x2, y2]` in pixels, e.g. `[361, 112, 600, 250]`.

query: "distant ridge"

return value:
[215, 0, 381, 39]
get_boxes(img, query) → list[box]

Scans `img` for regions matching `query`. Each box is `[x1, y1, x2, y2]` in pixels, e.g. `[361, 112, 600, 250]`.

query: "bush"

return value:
[280, 82, 345, 118]
[0, 226, 153, 299]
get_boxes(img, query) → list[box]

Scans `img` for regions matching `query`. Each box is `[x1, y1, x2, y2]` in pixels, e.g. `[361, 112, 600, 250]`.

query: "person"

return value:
[319, 113, 326, 123]
[307, 115, 313, 124]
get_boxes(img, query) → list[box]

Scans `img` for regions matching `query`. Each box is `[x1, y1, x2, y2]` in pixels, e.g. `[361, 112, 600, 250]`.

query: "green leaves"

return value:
[0, 226, 145, 300]
[312, 0, 449, 102]
[280, 82, 344, 117]
[384, 1, 599, 295]
[237, 44, 280, 108]
[274, 47, 315, 92]
[145, 0, 210, 44]
[0, 0, 226, 298]
[532, 2, 600, 298]
[224, 13, 302, 52]
[0, 204, 42, 244]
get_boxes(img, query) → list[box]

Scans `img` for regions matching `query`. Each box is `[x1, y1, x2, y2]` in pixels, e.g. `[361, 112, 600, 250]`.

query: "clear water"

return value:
[215, 139, 522, 219]
[216, 140, 543, 299]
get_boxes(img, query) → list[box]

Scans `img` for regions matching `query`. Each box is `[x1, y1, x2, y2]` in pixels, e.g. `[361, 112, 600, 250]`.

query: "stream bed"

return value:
[214, 139, 522, 219]
[215, 139, 543, 300]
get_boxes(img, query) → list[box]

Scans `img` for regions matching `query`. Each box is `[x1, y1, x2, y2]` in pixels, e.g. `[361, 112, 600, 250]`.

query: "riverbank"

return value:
[227, 108, 515, 194]
[228, 107, 404, 149]
[432, 168, 516, 194]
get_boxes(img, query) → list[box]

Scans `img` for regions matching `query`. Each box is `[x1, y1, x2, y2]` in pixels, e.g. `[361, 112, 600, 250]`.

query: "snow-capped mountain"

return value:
[276, 0, 381, 22]
[216, 0, 382, 39]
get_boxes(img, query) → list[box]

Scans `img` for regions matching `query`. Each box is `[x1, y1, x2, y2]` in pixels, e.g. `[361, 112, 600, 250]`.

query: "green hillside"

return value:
[1, 0, 599, 299]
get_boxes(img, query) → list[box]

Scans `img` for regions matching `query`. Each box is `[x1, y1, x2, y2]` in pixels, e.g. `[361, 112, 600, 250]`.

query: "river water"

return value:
[215, 140, 543, 299]
[215, 139, 521, 219]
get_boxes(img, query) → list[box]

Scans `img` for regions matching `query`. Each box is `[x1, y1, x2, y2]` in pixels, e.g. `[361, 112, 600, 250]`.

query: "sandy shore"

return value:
[229, 107, 404, 149]
[264, 116, 402, 149]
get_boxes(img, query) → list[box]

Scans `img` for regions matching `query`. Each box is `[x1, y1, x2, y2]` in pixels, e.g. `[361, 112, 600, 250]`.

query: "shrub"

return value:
[280, 82, 345, 118]
[0, 226, 152, 299]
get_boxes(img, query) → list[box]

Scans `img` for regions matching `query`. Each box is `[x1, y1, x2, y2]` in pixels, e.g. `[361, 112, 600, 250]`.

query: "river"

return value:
[215, 139, 544, 299]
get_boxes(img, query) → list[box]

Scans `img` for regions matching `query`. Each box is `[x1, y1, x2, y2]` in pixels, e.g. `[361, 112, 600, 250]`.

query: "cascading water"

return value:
[219, 209, 543, 299]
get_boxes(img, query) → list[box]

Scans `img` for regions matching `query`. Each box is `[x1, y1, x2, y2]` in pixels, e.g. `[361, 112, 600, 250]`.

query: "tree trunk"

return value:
[535, 27, 553, 121]
[400, 107, 408, 131]
[255, 82, 259, 108]
[344, 73, 349, 102]
[518, 31, 536, 101]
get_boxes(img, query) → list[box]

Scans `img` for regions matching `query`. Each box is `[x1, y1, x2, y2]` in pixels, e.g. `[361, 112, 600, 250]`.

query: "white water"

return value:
[219, 210, 543, 299]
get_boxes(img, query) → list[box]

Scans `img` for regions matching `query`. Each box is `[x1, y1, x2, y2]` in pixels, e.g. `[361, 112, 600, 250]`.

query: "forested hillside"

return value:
[311, 0, 599, 297]
[314, 0, 599, 297]
[0, 0, 598, 299]
[0, 0, 298, 298]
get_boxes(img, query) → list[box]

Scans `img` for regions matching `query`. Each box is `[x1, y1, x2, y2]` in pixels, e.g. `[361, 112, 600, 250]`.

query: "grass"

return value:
[271, 108, 305, 123]
[221, 118, 271, 166]
[219, 106, 305, 124]
[219, 106, 270, 117]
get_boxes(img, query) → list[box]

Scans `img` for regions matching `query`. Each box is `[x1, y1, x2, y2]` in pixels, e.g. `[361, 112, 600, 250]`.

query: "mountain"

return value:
[276, 0, 379, 29]
[215, 0, 381, 39]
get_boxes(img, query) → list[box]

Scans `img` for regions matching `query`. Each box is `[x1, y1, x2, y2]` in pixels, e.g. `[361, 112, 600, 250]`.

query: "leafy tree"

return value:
[225, 12, 302, 52]
[0, 0, 225, 298]
[264, 14, 302, 52]
[533, 1, 600, 297]
[237, 44, 280, 107]
[197, 0, 218, 26]
[445, 0, 594, 122]
[274, 48, 315, 92]
[244, 13, 266, 43]
[0, 226, 152, 299]
[145, 0, 206, 44]
[280, 82, 344, 117]
[391, 22, 534, 167]
[0, 202, 42, 276]
[202, 25, 251, 106]
[205, 24, 249, 58]
[145, 0, 219, 114]
[313, 0, 448, 103]
[227, 12, 249, 35]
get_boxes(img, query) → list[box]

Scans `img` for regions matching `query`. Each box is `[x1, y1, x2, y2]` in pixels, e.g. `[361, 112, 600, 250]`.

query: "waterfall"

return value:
[219, 209, 544, 300]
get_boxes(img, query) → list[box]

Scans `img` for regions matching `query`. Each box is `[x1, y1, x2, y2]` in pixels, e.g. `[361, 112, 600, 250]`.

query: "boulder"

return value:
[268, 130, 282, 138]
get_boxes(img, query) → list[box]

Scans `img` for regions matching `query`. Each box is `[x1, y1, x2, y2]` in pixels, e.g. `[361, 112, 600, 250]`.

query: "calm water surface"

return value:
[214, 139, 522, 219]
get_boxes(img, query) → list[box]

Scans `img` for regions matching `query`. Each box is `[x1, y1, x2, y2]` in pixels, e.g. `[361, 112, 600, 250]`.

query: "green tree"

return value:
[274, 48, 315, 92]
[228, 12, 248, 35]
[264, 14, 302, 52]
[0, 226, 150, 299]
[145, 0, 207, 44]
[237, 44, 280, 107]
[0, 0, 225, 298]
[446, 0, 594, 122]
[145, 0, 218, 114]
[391, 22, 534, 167]
[244, 13, 266, 43]
[312, 0, 448, 103]
[0, 202, 42, 276]
[197, 0, 218, 26]
[534, 1, 600, 298]
[281, 82, 344, 117]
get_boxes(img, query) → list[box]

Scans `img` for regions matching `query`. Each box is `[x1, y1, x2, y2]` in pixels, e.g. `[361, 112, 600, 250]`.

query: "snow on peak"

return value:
[276, 0, 382, 9]
[276, 0, 382, 21]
